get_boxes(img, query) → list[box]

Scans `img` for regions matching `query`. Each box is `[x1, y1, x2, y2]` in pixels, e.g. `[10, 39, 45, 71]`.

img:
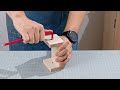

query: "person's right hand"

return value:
[12, 16, 45, 44]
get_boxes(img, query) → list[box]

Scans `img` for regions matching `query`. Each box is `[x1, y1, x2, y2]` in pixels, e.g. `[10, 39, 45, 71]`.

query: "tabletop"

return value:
[0, 50, 120, 79]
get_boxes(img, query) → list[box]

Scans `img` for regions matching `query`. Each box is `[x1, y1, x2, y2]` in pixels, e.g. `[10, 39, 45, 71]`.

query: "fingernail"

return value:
[56, 53, 58, 56]
[55, 58, 59, 62]
[58, 43, 62, 47]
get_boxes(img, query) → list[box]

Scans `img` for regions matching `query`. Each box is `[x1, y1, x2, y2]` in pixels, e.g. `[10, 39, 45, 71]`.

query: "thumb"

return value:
[21, 32, 30, 44]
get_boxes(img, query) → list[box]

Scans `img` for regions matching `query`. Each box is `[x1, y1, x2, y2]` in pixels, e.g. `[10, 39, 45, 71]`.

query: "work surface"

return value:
[0, 50, 120, 79]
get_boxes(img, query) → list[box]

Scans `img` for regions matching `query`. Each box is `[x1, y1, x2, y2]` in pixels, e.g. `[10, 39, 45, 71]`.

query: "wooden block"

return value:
[44, 35, 52, 40]
[44, 34, 64, 48]
[43, 58, 64, 72]
[51, 44, 62, 58]
[51, 46, 58, 58]
[43, 34, 65, 72]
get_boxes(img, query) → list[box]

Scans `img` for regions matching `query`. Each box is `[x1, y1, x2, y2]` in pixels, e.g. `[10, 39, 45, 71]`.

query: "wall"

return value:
[0, 11, 9, 51]
[80, 11, 104, 50]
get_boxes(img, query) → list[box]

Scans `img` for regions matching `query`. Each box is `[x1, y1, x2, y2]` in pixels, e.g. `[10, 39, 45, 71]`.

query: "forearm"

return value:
[6, 11, 26, 21]
[64, 11, 86, 33]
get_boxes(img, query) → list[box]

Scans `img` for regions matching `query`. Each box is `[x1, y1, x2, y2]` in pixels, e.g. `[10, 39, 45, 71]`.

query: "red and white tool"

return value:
[3, 30, 54, 46]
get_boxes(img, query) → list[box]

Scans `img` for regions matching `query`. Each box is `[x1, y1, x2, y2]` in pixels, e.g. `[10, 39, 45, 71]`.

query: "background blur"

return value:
[0, 11, 109, 51]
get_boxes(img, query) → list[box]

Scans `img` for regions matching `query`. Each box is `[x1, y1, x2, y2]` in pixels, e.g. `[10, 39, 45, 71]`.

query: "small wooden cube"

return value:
[44, 35, 52, 40]
[44, 34, 64, 48]
[51, 46, 58, 58]
[43, 58, 64, 72]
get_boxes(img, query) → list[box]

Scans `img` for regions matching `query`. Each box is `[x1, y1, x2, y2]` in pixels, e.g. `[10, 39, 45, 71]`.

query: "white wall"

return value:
[0, 11, 9, 51]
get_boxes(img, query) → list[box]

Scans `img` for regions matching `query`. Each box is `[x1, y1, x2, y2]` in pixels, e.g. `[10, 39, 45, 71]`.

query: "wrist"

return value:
[64, 28, 78, 33]
[12, 14, 27, 22]
[62, 30, 78, 44]
[61, 35, 71, 43]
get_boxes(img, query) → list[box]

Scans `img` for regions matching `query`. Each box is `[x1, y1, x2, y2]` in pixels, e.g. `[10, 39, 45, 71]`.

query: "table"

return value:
[0, 50, 120, 79]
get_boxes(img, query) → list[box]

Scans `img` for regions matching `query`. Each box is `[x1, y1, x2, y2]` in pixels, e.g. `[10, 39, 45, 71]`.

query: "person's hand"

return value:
[55, 36, 72, 67]
[12, 16, 45, 44]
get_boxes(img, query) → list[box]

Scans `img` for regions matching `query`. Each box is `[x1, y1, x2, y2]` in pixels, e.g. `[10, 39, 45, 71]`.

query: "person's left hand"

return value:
[55, 36, 72, 67]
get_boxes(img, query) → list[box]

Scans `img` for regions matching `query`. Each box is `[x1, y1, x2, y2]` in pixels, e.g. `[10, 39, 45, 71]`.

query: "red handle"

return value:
[3, 39, 23, 46]
[45, 30, 54, 39]
[3, 30, 54, 46]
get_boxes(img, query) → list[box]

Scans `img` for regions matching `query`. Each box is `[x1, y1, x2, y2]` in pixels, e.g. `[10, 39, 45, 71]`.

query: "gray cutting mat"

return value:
[0, 51, 120, 79]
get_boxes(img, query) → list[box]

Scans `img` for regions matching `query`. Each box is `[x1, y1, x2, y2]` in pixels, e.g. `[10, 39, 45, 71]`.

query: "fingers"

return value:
[56, 53, 68, 62]
[56, 50, 72, 63]
[58, 53, 72, 67]
[32, 24, 45, 43]
[22, 24, 45, 44]
[56, 44, 72, 57]
[28, 29, 35, 44]
[55, 36, 73, 67]
[56, 45, 72, 62]
[56, 48, 68, 57]
[39, 25, 45, 41]
[67, 45, 72, 55]
[34, 27, 40, 43]
[13, 17, 46, 44]
[21, 32, 30, 44]
[56, 42, 69, 54]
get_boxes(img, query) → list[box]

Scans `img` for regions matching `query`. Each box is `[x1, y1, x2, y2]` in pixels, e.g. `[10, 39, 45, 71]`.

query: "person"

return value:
[6, 11, 86, 66]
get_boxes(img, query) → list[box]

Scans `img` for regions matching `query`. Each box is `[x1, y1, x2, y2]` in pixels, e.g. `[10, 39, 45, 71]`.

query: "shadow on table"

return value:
[0, 51, 77, 79]
[0, 51, 56, 79]
[15, 51, 56, 79]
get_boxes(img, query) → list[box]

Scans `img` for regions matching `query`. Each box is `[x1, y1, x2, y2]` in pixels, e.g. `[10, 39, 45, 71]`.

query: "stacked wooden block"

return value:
[43, 31, 65, 72]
